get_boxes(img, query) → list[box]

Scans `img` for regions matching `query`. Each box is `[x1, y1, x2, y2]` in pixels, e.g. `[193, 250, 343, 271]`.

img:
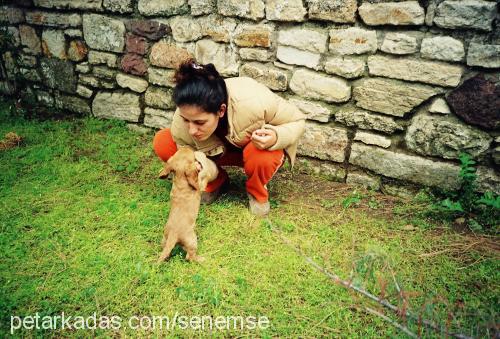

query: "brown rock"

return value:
[125, 20, 171, 40]
[234, 25, 272, 48]
[150, 41, 192, 69]
[68, 40, 88, 62]
[121, 54, 148, 76]
[126, 34, 149, 55]
[446, 74, 500, 130]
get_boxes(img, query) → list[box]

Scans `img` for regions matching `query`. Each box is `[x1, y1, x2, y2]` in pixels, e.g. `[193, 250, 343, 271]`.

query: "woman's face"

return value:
[178, 105, 225, 141]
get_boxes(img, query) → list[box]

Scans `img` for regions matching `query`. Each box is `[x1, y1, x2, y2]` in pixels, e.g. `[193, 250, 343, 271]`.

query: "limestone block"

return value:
[40, 58, 77, 93]
[476, 167, 500, 195]
[421, 36, 464, 62]
[79, 75, 116, 89]
[349, 143, 461, 191]
[278, 27, 327, 53]
[276, 46, 321, 70]
[144, 107, 175, 129]
[188, 0, 216, 16]
[324, 57, 365, 79]
[138, 0, 188, 16]
[0, 6, 25, 24]
[68, 40, 88, 62]
[116, 73, 149, 93]
[239, 62, 288, 91]
[266, 0, 306, 22]
[93, 91, 141, 122]
[26, 11, 81, 28]
[359, 1, 425, 26]
[239, 48, 273, 62]
[76, 84, 93, 98]
[368, 55, 463, 87]
[7, 27, 21, 47]
[288, 97, 331, 123]
[298, 122, 349, 162]
[148, 67, 176, 87]
[405, 114, 492, 159]
[33, 0, 102, 10]
[76, 62, 90, 73]
[92, 66, 117, 80]
[290, 69, 351, 103]
[55, 95, 91, 115]
[103, 0, 134, 13]
[380, 32, 418, 55]
[217, 0, 265, 21]
[64, 29, 82, 38]
[88, 51, 118, 68]
[83, 14, 125, 53]
[306, 0, 357, 23]
[195, 40, 239, 76]
[354, 78, 444, 117]
[145, 86, 175, 110]
[150, 41, 193, 69]
[329, 27, 377, 55]
[467, 43, 500, 68]
[354, 131, 391, 148]
[41, 29, 67, 59]
[19, 25, 41, 55]
[335, 108, 403, 134]
[234, 23, 273, 48]
[199, 14, 237, 43]
[170, 16, 203, 42]
[434, 0, 496, 31]
[429, 98, 450, 114]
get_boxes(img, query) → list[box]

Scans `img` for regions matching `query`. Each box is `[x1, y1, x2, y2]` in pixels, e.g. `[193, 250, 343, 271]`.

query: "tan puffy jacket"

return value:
[170, 77, 306, 166]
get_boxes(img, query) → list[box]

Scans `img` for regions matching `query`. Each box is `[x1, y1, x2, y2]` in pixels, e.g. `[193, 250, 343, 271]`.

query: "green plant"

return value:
[432, 153, 499, 232]
[342, 191, 363, 208]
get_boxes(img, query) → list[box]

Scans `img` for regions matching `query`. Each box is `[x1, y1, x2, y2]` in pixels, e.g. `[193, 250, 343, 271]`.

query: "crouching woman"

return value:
[153, 59, 305, 216]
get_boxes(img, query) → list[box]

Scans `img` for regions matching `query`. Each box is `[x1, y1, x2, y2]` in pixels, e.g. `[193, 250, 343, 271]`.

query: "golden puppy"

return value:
[157, 147, 216, 263]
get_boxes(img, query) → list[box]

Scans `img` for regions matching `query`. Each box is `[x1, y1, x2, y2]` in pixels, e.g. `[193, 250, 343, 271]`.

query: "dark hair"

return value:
[173, 58, 228, 114]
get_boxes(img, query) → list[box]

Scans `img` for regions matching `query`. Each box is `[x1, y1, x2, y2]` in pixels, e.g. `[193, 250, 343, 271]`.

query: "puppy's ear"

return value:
[186, 166, 200, 190]
[158, 161, 173, 179]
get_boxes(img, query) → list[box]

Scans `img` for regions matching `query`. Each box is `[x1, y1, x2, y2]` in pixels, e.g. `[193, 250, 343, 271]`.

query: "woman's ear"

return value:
[218, 104, 226, 118]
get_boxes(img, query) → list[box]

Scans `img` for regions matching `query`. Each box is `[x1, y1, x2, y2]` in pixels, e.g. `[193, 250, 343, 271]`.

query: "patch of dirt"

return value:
[0, 132, 22, 151]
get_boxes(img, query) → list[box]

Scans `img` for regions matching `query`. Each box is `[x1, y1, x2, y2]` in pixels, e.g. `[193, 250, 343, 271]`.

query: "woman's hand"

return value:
[251, 129, 277, 150]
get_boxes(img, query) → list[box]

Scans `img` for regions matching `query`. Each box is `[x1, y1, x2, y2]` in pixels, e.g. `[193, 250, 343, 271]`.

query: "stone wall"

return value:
[1, 0, 499, 194]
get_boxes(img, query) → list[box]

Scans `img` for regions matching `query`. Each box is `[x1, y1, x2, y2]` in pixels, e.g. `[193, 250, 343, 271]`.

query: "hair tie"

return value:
[192, 62, 203, 70]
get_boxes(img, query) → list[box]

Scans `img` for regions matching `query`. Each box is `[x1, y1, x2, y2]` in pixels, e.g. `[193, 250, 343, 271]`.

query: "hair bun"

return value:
[174, 58, 220, 85]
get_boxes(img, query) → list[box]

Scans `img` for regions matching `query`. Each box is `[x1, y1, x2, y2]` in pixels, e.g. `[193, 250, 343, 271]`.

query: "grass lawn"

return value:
[0, 101, 498, 338]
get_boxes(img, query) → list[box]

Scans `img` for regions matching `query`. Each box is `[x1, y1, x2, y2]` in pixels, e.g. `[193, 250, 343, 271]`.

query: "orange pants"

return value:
[153, 129, 284, 203]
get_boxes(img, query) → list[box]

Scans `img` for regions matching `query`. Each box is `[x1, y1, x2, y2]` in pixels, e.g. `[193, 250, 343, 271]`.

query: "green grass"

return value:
[0, 100, 498, 337]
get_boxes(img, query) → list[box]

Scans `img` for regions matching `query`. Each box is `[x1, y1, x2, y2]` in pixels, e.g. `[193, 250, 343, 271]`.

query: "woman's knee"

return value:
[243, 143, 284, 174]
[152, 128, 178, 162]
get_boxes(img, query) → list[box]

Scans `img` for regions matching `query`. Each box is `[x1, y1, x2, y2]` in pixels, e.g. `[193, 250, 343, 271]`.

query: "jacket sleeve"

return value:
[171, 109, 193, 148]
[262, 96, 306, 151]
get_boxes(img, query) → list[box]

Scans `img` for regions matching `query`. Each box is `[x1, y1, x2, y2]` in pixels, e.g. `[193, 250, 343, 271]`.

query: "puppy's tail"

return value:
[157, 236, 177, 263]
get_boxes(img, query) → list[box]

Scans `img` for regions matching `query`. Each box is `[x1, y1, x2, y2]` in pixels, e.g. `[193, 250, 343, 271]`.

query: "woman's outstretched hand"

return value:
[251, 129, 277, 150]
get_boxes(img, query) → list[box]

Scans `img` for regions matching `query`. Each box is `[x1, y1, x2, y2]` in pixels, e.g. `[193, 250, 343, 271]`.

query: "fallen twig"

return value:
[265, 219, 473, 339]
[363, 306, 418, 338]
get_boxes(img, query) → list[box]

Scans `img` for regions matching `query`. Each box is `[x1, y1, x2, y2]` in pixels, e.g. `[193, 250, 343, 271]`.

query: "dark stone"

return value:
[447, 74, 500, 130]
[126, 34, 149, 55]
[40, 58, 77, 93]
[121, 53, 148, 76]
[125, 20, 171, 40]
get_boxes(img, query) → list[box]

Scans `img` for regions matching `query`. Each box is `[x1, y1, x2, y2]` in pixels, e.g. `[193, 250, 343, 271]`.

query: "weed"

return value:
[342, 191, 363, 208]
[430, 153, 499, 233]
